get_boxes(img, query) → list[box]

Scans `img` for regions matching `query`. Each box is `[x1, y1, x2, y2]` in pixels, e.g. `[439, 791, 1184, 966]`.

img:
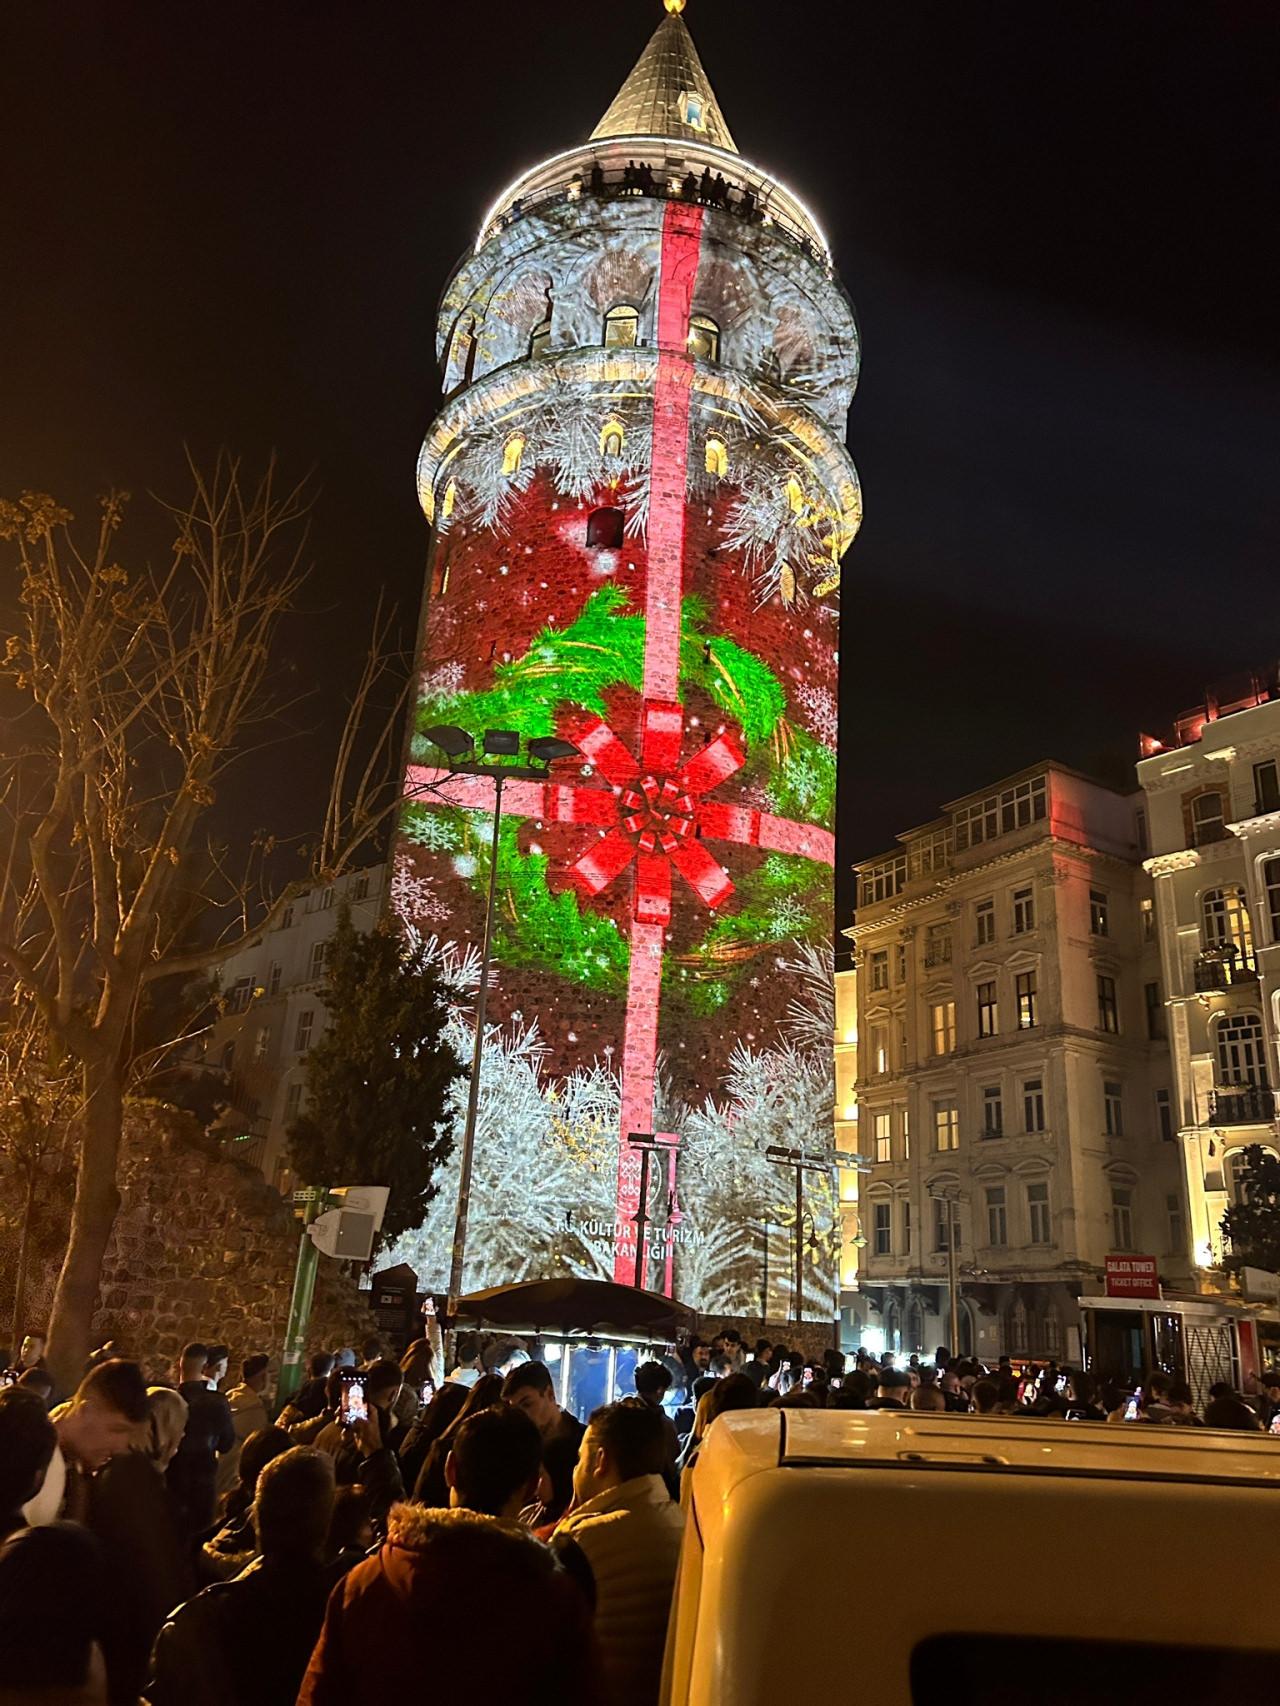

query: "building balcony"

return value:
[1193, 951, 1258, 992]
[1204, 1086, 1277, 1126]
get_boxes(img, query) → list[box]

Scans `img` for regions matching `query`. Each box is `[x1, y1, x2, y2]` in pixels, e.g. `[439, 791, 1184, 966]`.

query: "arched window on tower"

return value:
[688, 314, 720, 362]
[441, 479, 457, 520]
[586, 507, 625, 550]
[778, 563, 797, 606]
[678, 90, 706, 131]
[1202, 885, 1255, 969]
[704, 437, 728, 478]
[529, 314, 552, 358]
[1215, 1011, 1269, 1088]
[600, 420, 625, 458]
[603, 304, 640, 348]
[502, 433, 525, 477]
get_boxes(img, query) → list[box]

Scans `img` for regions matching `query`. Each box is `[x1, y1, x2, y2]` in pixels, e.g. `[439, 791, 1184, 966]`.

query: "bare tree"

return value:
[0, 456, 403, 1390]
[0, 998, 78, 1352]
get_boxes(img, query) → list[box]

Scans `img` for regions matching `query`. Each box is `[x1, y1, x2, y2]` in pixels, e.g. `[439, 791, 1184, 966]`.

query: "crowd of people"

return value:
[3, 1318, 1278, 1705]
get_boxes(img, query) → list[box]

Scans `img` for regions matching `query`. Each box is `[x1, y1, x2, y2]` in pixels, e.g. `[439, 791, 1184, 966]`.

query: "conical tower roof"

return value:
[591, 2, 737, 154]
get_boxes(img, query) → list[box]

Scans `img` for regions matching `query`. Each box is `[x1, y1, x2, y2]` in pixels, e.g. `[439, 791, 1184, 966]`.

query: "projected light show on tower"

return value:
[391, 0, 860, 1313]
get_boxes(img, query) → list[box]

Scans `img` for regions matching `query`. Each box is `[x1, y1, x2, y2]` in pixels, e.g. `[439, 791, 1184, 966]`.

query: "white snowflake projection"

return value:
[794, 682, 839, 747]
[389, 856, 449, 927]
[777, 938, 837, 1053]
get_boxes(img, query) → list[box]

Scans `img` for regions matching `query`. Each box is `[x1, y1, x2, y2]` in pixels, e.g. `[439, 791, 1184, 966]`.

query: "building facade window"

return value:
[931, 1000, 956, 1057]
[869, 950, 889, 991]
[894, 943, 907, 984]
[860, 855, 906, 906]
[603, 303, 640, 346]
[1215, 1011, 1269, 1087]
[982, 1085, 1003, 1138]
[1140, 896, 1155, 941]
[924, 923, 952, 967]
[934, 1200, 955, 1251]
[586, 507, 625, 548]
[280, 903, 295, 931]
[1097, 974, 1119, 1033]
[1189, 790, 1226, 847]
[352, 874, 370, 903]
[986, 1186, 1008, 1247]
[1266, 857, 1280, 942]
[902, 1198, 912, 1255]
[254, 1025, 270, 1063]
[1255, 759, 1280, 815]
[869, 1024, 889, 1075]
[975, 897, 995, 945]
[688, 313, 720, 361]
[934, 1102, 959, 1152]
[1202, 886, 1254, 966]
[1111, 1185, 1135, 1251]
[952, 775, 1047, 850]
[308, 940, 328, 981]
[1012, 887, 1035, 934]
[874, 1111, 892, 1164]
[268, 962, 282, 997]
[704, 436, 728, 477]
[902, 1108, 911, 1159]
[1027, 1180, 1051, 1245]
[1104, 1080, 1124, 1137]
[1023, 1077, 1046, 1133]
[1145, 981, 1165, 1040]
[977, 981, 998, 1038]
[1156, 1087, 1174, 1142]
[1016, 971, 1038, 1029]
[295, 1009, 314, 1053]
[873, 1201, 892, 1256]
[284, 1080, 303, 1123]
[1089, 888, 1110, 937]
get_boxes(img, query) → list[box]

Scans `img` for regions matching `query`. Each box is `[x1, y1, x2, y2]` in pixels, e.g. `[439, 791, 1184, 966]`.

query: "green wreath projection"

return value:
[401, 585, 835, 1012]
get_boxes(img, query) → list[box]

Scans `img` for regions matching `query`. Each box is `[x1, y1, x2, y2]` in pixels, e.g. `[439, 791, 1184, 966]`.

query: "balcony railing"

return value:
[1193, 952, 1258, 992]
[1205, 1087, 1277, 1126]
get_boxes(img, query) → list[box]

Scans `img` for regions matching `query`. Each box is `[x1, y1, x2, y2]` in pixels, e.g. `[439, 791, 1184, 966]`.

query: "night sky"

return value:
[4, 2, 1277, 953]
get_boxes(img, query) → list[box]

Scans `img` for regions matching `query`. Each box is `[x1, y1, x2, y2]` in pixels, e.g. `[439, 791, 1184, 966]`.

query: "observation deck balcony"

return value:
[476, 135, 832, 269]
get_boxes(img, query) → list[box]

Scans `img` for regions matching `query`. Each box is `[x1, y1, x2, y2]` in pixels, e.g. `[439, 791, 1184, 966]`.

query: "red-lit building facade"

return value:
[390, 3, 860, 1311]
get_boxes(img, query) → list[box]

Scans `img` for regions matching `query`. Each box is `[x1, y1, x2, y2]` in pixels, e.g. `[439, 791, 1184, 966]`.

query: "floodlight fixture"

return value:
[422, 724, 474, 760]
[482, 729, 520, 756]
[528, 736, 580, 764]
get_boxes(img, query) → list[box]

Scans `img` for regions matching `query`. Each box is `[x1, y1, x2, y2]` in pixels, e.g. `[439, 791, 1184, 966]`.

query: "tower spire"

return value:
[591, 4, 737, 153]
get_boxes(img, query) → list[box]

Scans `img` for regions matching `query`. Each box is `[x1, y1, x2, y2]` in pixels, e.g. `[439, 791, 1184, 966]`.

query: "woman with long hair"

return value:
[413, 1375, 503, 1509]
[397, 1380, 469, 1496]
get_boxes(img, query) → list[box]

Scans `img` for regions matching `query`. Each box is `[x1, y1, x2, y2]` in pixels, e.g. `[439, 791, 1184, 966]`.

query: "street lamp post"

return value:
[766, 1143, 868, 1329]
[628, 1131, 678, 1291]
[421, 727, 579, 1324]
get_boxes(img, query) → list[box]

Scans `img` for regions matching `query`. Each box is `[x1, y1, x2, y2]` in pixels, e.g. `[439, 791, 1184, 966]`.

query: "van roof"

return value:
[702, 1409, 1280, 1493]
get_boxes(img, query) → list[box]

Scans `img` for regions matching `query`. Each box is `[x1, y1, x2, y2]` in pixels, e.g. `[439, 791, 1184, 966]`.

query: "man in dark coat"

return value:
[167, 1341, 234, 1539]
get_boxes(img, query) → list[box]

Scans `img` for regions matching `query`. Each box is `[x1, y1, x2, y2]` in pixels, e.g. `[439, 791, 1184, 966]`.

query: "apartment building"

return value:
[847, 763, 1183, 1362]
[198, 864, 386, 1191]
[1137, 676, 1280, 1281]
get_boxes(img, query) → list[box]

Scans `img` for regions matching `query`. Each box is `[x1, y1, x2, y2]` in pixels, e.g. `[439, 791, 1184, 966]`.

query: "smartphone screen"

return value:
[1123, 1395, 1139, 1422]
[340, 1377, 368, 1425]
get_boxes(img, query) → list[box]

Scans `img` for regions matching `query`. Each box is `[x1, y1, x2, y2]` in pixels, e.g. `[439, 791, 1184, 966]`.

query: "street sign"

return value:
[1241, 1266, 1280, 1304]
[1105, 1254, 1160, 1299]
[304, 1185, 390, 1263]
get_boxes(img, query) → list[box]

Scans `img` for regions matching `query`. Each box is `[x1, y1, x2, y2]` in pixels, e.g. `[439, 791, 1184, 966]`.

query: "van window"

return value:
[912, 1634, 1272, 1705]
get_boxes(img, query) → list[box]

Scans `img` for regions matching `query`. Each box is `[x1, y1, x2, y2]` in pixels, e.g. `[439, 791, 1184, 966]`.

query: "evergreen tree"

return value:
[1220, 1144, 1280, 1275]
[288, 904, 461, 1246]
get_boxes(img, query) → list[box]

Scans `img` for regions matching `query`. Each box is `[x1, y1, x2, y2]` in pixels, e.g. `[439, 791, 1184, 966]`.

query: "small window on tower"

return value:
[600, 421, 625, 457]
[501, 434, 525, 477]
[441, 479, 457, 519]
[778, 563, 797, 606]
[705, 437, 728, 478]
[586, 507, 625, 550]
[679, 91, 706, 131]
[688, 314, 720, 362]
[529, 315, 552, 358]
[603, 304, 640, 347]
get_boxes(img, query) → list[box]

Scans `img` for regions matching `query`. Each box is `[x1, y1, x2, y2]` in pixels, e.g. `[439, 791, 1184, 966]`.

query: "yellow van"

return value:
[663, 1409, 1280, 1705]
